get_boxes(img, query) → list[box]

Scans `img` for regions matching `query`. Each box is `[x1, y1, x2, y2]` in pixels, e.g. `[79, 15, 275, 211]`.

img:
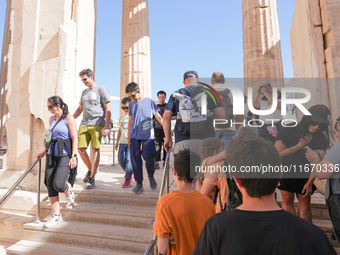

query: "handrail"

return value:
[144, 239, 157, 255]
[111, 130, 117, 165]
[145, 151, 171, 255]
[0, 159, 42, 222]
[159, 151, 171, 199]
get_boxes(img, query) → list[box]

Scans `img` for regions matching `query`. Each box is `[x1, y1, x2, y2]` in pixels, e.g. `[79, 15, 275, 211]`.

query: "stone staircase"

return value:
[2, 189, 340, 254]
[0, 151, 164, 255]
[0, 147, 340, 254]
[277, 191, 340, 254]
[311, 200, 340, 253]
[7, 189, 158, 255]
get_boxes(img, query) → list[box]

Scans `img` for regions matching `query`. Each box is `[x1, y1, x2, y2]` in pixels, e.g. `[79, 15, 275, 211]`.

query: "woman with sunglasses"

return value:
[275, 104, 330, 222]
[36, 96, 78, 227]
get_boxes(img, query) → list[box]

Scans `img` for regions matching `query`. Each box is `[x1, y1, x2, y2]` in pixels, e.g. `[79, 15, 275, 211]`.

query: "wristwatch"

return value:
[72, 154, 77, 158]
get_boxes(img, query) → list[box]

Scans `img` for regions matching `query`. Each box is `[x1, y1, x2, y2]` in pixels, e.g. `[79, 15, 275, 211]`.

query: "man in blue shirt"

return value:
[126, 82, 163, 194]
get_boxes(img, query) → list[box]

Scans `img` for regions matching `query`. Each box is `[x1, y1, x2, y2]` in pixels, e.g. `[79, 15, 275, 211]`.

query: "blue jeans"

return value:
[215, 129, 236, 149]
[118, 144, 133, 180]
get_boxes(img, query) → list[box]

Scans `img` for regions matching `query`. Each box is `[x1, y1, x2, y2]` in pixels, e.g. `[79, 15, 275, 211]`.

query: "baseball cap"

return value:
[308, 104, 331, 125]
[183, 70, 199, 80]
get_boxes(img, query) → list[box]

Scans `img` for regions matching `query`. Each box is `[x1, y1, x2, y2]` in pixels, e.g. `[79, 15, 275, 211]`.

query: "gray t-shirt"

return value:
[80, 85, 110, 126]
[324, 142, 340, 199]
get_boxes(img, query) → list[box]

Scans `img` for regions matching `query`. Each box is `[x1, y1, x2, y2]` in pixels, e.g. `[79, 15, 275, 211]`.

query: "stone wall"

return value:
[0, 0, 96, 173]
[290, 0, 340, 130]
[320, 0, 340, 124]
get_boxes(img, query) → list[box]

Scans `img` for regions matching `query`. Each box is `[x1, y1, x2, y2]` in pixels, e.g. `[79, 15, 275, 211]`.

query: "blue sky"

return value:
[0, 0, 296, 119]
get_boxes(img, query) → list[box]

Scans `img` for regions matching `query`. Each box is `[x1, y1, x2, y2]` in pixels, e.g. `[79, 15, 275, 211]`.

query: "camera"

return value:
[258, 84, 270, 95]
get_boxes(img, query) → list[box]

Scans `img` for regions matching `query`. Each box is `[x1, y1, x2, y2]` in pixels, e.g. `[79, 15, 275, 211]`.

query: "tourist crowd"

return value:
[37, 68, 340, 254]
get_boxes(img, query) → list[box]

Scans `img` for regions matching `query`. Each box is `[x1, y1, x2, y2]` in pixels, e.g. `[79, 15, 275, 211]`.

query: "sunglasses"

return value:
[121, 106, 129, 110]
[47, 105, 54, 110]
[128, 91, 138, 99]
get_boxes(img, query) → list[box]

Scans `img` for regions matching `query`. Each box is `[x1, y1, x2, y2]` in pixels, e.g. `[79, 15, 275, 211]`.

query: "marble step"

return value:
[69, 188, 158, 207]
[39, 202, 155, 229]
[7, 239, 138, 255]
[23, 221, 153, 254]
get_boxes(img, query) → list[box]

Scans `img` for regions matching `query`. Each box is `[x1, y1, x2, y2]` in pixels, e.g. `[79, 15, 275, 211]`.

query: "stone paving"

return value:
[74, 143, 174, 196]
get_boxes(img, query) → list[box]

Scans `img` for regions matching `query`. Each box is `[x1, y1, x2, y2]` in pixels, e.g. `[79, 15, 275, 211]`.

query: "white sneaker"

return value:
[45, 214, 63, 228]
[66, 190, 75, 210]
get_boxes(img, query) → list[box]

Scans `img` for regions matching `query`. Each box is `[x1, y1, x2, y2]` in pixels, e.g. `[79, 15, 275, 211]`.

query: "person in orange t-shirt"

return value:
[153, 149, 215, 255]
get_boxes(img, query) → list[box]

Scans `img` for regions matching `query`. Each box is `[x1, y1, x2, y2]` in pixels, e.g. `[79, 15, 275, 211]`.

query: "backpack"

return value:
[215, 88, 234, 129]
[211, 169, 243, 211]
[224, 175, 243, 210]
[221, 168, 243, 211]
[173, 87, 212, 136]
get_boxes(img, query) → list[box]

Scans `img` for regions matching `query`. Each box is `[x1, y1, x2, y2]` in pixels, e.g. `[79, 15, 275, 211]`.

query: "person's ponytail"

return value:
[60, 102, 69, 119]
[47, 96, 69, 119]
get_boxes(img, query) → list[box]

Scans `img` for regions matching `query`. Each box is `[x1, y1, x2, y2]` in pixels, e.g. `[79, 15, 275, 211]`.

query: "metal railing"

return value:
[0, 159, 42, 222]
[144, 151, 171, 255]
[111, 130, 117, 165]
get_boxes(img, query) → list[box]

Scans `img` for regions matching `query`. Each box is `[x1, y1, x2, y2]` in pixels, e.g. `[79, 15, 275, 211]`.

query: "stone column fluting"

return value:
[290, 0, 340, 129]
[243, 0, 284, 91]
[0, 0, 96, 171]
[120, 0, 151, 104]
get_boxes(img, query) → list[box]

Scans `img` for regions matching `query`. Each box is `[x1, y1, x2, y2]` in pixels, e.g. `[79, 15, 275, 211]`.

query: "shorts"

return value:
[278, 178, 317, 194]
[78, 125, 104, 149]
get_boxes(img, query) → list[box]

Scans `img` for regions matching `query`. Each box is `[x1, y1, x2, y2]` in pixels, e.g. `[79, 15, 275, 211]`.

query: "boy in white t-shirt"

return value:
[115, 97, 133, 188]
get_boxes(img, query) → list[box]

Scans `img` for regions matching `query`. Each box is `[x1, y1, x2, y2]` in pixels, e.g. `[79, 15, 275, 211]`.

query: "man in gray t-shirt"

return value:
[73, 68, 111, 189]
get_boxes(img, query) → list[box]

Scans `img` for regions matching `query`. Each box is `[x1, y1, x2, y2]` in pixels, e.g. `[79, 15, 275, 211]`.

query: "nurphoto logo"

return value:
[198, 83, 311, 128]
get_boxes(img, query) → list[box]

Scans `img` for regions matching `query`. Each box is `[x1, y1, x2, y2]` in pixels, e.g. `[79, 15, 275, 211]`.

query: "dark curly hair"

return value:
[226, 136, 281, 198]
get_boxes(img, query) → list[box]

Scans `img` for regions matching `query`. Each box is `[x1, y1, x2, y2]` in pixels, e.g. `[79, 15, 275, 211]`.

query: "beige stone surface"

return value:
[320, 0, 340, 125]
[120, 0, 151, 111]
[290, 0, 329, 114]
[290, 0, 340, 130]
[291, 0, 327, 79]
[0, 190, 38, 212]
[243, 0, 284, 91]
[0, 0, 96, 171]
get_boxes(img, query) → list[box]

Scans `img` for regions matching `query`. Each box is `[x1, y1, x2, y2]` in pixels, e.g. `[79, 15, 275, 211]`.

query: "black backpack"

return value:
[220, 168, 243, 211]
[224, 173, 243, 210]
[211, 164, 243, 211]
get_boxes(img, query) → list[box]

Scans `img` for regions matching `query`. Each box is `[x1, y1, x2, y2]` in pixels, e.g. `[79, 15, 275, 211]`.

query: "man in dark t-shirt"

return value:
[163, 70, 225, 154]
[193, 136, 336, 255]
[153, 90, 167, 168]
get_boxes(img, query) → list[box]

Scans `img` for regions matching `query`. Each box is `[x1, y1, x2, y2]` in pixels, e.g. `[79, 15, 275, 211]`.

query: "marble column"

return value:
[120, 0, 152, 103]
[0, 0, 96, 171]
[243, 0, 284, 92]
